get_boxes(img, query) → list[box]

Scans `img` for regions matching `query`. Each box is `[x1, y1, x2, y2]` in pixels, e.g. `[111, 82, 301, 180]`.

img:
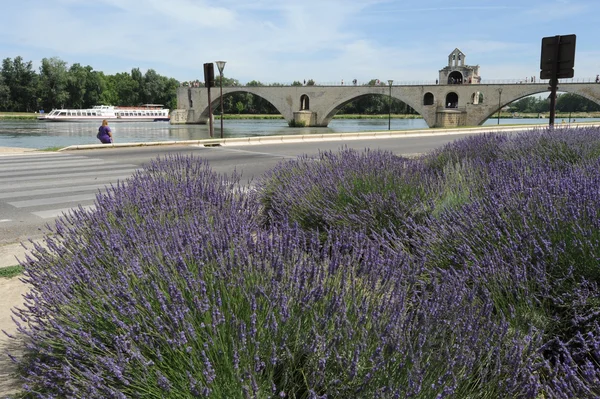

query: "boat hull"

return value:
[38, 116, 170, 122]
[38, 105, 171, 123]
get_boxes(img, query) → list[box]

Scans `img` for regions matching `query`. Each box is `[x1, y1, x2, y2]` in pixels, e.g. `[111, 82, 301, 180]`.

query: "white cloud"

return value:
[0, 0, 598, 84]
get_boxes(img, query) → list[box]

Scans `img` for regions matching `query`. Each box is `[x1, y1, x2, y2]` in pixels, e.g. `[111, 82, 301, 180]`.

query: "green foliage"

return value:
[509, 93, 600, 114]
[339, 94, 415, 115]
[1, 56, 38, 112]
[38, 57, 69, 110]
[39, 146, 64, 152]
[556, 92, 600, 112]
[287, 119, 306, 127]
[0, 265, 24, 278]
[508, 95, 551, 114]
[0, 55, 181, 112]
[235, 101, 245, 114]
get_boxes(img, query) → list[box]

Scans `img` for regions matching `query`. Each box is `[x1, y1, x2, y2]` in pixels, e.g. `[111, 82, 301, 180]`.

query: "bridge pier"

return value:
[293, 110, 317, 127]
[435, 108, 467, 127]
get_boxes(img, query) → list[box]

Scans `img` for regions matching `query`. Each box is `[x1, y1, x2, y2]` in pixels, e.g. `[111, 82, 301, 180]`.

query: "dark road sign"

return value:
[540, 34, 576, 127]
[540, 34, 576, 80]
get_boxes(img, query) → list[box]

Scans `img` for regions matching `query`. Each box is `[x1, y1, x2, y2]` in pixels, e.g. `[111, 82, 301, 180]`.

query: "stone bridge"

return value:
[172, 82, 600, 128]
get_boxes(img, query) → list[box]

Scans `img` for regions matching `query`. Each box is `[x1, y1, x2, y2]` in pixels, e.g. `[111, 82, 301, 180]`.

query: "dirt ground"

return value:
[0, 276, 29, 396]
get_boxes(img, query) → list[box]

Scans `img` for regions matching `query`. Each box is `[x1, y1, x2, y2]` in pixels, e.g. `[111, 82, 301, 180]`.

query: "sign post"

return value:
[540, 34, 576, 127]
[204, 63, 215, 138]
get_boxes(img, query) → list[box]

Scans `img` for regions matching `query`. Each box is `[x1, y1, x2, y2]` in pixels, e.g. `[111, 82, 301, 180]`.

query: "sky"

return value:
[1, 0, 599, 86]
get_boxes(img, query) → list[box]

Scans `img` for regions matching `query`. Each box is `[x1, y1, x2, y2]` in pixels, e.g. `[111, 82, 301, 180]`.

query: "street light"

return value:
[215, 61, 227, 139]
[388, 80, 393, 130]
[497, 88, 503, 125]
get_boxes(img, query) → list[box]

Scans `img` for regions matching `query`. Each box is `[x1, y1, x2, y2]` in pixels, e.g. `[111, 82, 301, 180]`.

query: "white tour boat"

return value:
[38, 104, 170, 122]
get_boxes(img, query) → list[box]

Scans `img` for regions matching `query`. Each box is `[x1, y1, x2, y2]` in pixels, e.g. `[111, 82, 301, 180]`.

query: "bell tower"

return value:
[434, 48, 483, 128]
[439, 48, 480, 85]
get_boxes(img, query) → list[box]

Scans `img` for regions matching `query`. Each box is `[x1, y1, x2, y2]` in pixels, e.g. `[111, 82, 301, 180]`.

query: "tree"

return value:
[0, 73, 10, 111]
[143, 69, 162, 105]
[156, 76, 180, 110]
[83, 70, 106, 107]
[104, 72, 139, 105]
[131, 68, 145, 103]
[38, 57, 69, 110]
[556, 93, 600, 112]
[1, 56, 38, 112]
[235, 101, 244, 114]
[65, 63, 88, 109]
[245, 80, 277, 114]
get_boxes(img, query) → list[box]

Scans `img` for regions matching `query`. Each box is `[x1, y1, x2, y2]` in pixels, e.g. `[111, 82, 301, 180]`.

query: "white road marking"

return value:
[8, 193, 98, 208]
[32, 205, 96, 219]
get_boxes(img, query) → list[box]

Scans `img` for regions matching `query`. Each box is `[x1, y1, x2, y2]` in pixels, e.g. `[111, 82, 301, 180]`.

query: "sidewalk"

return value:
[0, 241, 31, 397]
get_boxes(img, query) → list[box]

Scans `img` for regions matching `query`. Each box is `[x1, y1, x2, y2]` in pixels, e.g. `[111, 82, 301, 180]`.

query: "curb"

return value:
[55, 124, 579, 152]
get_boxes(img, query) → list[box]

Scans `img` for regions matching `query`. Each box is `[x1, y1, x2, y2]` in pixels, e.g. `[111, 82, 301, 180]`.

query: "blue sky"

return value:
[1, 0, 599, 85]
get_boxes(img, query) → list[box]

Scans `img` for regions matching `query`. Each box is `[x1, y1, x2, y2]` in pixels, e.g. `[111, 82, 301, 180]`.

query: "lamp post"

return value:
[497, 88, 503, 125]
[215, 61, 227, 139]
[388, 80, 393, 130]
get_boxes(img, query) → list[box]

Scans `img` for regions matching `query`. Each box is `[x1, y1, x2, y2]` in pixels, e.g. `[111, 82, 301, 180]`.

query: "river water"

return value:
[1, 117, 599, 149]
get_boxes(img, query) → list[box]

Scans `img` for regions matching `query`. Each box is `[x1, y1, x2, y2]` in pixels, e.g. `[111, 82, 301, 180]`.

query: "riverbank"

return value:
[3, 112, 600, 121]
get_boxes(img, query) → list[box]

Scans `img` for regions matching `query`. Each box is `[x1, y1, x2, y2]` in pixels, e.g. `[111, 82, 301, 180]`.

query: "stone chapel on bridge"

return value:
[439, 48, 481, 86]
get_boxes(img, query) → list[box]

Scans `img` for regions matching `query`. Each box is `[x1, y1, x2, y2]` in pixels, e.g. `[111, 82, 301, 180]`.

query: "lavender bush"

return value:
[257, 148, 437, 239]
[5, 127, 600, 398]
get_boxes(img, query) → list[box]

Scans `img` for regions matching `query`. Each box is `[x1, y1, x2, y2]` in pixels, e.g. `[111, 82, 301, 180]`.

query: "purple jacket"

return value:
[97, 125, 112, 143]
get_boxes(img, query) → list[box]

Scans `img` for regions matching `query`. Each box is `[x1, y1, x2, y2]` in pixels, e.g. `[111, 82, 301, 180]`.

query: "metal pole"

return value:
[497, 88, 502, 125]
[388, 80, 393, 130]
[215, 61, 227, 139]
[219, 75, 224, 138]
[207, 86, 213, 138]
[548, 36, 561, 128]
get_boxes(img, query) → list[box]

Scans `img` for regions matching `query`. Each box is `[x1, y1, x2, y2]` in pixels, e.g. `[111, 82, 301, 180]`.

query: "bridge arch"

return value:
[448, 71, 463, 84]
[446, 92, 458, 108]
[300, 94, 310, 110]
[424, 92, 434, 105]
[470, 85, 600, 126]
[318, 91, 425, 127]
[472, 92, 483, 104]
[196, 88, 292, 123]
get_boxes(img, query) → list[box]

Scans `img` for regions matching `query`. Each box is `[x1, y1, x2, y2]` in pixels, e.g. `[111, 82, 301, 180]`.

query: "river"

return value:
[1, 117, 600, 149]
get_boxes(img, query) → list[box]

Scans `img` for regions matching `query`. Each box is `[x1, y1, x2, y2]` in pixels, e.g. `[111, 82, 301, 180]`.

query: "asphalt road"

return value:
[0, 131, 485, 246]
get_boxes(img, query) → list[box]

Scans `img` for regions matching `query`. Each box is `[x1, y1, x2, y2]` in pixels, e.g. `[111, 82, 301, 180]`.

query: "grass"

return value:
[39, 146, 64, 152]
[0, 265, 24, 278]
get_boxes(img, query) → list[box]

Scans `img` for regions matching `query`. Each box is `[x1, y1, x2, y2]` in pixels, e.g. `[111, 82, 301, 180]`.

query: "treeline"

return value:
[0, 56, 415, 115]
[509, 93, 600, 114]
[0, 56, 180, 112]
[2, 55, 598, 115]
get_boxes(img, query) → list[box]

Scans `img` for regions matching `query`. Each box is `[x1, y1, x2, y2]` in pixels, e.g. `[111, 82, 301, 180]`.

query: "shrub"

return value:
[8, 127, 600, 398]
[257, 148, 437, 239]
[7, 155, 544, 398]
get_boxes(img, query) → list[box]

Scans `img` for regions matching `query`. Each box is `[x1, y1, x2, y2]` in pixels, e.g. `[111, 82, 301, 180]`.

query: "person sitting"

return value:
[97, 119, 113, 144]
